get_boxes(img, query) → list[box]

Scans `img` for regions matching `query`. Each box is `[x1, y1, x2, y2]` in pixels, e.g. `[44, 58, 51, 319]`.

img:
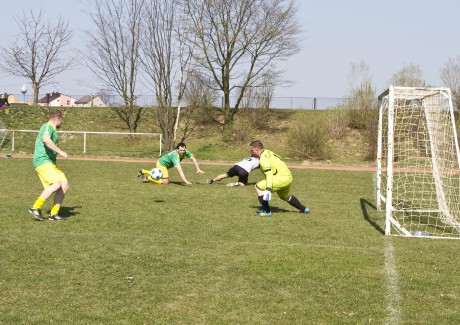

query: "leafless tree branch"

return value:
[0, 8, 76, 104]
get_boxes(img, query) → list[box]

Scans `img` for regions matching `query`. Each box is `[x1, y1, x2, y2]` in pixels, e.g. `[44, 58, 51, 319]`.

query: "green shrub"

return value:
[286, 115, 329, 160]
[328, 109, 349, 140]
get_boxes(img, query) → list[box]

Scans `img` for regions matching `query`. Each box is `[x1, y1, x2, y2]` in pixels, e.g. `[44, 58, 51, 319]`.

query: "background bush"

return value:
[286, 114, 330, 160]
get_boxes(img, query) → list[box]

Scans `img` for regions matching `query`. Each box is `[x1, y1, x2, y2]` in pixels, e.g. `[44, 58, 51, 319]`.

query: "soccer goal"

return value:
[377, 86, 460, 239]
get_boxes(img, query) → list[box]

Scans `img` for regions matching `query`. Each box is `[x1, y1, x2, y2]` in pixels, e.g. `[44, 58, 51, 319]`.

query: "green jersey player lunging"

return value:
[138, 142, 204, 185]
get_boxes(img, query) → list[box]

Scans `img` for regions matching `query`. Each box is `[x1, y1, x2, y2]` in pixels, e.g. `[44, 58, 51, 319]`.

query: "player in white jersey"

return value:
[206, 157, 260, 187]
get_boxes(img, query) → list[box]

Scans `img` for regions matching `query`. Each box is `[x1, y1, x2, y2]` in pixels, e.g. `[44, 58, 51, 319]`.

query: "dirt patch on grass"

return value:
[6, 154, 376, 172]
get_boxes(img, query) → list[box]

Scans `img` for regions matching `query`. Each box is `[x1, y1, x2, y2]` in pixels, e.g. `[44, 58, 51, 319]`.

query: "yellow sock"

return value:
[32, 197, 46, 210]
[147, 176, 162, 184]
[50, 204, 60, 216]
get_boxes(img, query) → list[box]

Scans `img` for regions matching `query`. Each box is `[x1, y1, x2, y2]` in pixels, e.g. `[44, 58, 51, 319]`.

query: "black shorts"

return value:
[227, 165, 249, 184]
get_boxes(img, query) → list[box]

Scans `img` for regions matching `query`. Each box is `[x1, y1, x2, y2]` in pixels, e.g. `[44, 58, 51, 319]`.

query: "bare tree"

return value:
[345, 61, 378, 160]
[240, 70, 276, 110]
[347, 61, 376, 110]
[85, 0, 145, 133]
[140, 0, 194, 151]
[0, 9, 75, 105]
[183, 70, 218, 125]
[183, 0, 301, 135]
[441, 56, 460, 111]
[389, 64, 425, 87]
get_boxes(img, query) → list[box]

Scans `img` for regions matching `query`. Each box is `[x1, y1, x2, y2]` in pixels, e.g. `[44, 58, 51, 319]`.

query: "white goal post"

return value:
[377, 86, 460, 239]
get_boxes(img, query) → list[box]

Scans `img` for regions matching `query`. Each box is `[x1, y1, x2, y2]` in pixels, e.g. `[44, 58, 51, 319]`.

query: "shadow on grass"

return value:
[141, 181, 192, 186]
[168, 181, 193, 186]
[360, 198, 384, 235]
[249, 205, 292, 214]
[59, 205, 82, 219]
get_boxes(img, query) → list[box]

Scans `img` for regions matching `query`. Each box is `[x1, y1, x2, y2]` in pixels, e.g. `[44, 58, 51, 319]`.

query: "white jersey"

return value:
[235, 157, 260, 173]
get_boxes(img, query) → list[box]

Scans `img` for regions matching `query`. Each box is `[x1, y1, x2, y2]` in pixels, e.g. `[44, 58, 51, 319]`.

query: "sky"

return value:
[1, 0, 460, 99]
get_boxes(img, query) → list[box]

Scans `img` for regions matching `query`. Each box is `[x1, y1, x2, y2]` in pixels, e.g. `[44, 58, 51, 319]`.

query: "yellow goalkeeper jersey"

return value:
[259, 149, 292, 189]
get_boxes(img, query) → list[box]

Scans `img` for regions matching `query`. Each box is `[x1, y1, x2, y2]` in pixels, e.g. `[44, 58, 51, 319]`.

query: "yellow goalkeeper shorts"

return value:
[256, 174, 293, 199]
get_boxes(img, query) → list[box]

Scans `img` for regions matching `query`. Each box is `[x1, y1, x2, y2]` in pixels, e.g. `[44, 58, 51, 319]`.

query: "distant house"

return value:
[5, 94, 31, 106]
[38, 92, 76, 107]
[74, 95, 107, 107]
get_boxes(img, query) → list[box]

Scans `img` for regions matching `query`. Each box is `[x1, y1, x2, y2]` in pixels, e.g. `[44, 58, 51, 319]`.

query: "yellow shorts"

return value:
[256, 175, 293, 199]
[156, 161, 169, 179]
[35, 162, 67, 188]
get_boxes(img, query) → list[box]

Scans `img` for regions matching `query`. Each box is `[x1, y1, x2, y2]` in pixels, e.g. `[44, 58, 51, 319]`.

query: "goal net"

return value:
[377, 86, 460, 239]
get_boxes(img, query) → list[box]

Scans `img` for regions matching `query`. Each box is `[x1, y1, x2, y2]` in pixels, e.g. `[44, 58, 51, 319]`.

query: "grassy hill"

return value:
[0, 106, 370, 166]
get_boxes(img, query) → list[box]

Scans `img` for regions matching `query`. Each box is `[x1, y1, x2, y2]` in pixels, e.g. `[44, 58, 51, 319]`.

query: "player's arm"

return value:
[42, 135, 68, 158]
[191, 156, 205, 174]
[264, 168, 274, 190]
[260, 156, 273, 189]
[176, 165, 192, 185]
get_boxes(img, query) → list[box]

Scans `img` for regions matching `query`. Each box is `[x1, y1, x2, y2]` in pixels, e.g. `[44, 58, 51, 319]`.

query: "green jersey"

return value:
[259, 149, 292, 189]
[33, 122, 59, 168]
[158, 149, 193, 169]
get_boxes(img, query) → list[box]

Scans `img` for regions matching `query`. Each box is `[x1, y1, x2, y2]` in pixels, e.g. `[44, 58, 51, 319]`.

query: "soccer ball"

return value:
[150, 168, 163, 180]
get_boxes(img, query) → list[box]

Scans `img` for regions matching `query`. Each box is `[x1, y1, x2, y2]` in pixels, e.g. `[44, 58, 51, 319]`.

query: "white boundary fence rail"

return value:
[5, 130, 163, 156]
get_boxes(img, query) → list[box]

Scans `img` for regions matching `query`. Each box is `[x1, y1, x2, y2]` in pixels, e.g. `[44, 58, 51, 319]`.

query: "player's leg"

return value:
[138, 168, 150, 177]
[284, 195, 310, 213]
[255, 180, 271, 216]
[146, 164, 168, 184]
[224, 166, 243, 187]
[142, 164, 167, 184]
[237, 170, 249, 186]
[30, 163, 65, 220]
[50, 174, 69, 220]
[277, 179, 309, 213]
[207, 172, 229, 184]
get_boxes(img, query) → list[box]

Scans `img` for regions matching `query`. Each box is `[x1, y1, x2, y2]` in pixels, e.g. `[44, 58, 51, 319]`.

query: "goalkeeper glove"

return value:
[262, 188, 272, 201]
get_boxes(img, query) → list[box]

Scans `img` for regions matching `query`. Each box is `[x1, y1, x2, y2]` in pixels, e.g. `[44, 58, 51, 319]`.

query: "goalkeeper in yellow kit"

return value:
[250, 140, 310, 217]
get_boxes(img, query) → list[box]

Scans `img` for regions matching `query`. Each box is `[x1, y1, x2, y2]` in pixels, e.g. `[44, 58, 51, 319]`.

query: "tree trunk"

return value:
[33, 82, 39, 106]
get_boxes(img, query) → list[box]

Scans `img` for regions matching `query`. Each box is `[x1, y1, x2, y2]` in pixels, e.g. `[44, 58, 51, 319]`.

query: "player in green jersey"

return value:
[138, 142, 204, 185]
[250, 140, 310, 217]
[28, 110, 69, 221]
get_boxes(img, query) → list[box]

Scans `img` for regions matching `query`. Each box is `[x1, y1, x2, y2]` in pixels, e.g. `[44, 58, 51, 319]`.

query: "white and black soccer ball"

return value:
[150, 168, 163, 180]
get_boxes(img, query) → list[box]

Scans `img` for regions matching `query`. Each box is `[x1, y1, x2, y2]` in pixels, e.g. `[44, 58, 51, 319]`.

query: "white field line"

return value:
[384, 238, 401, 325]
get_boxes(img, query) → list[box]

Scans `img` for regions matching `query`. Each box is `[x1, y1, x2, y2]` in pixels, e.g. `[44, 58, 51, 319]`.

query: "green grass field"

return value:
[0, 158, 459, 324]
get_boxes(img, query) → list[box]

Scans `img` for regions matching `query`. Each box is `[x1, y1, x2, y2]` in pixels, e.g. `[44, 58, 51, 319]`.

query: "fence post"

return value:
[159, 134, 162, 156]
[83, 132, 87, 153]
[314, 97, 317, 110]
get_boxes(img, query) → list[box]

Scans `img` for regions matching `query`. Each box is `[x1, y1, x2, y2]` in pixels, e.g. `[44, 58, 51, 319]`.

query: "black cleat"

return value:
[49, 214, 65, 221]
[29, 208, 44, 221]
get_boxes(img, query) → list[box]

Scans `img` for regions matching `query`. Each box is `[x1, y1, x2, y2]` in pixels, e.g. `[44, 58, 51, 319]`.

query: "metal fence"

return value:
[2, 129, 163, 156]
[9, 93, 350, 110]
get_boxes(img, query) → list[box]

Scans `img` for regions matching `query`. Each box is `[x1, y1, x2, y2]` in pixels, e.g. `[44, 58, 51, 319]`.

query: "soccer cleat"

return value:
[257, 210, 272, 217]
[226, 182, 239, 187]
[49, 214, 65, 221]
[304, 207, 310, 214]
[206, 179, 213, 184]
[137, 169, 143, 177]
[28, 208, 44, 221]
